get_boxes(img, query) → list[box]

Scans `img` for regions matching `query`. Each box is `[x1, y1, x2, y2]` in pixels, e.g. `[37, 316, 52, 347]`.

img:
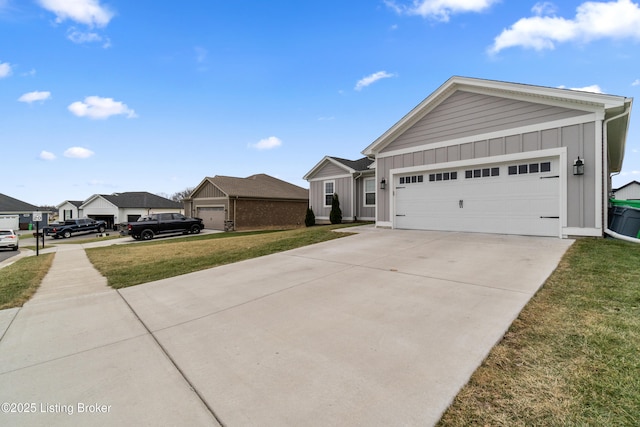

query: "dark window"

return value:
[491, 167, 500, 176]
[474, 169, 481, 178]
[436, 173, 442, 181]
[411, 176, 417, 183]
[429, 174, 435, 182]
[541, 162, 551, 172]
[365, 193, 375, 205]
[482, 168, 490, 177]
[529, 163, 539, 173]
[417, 175, 423, 183]
[443, 172, 450, 180]
[465, 170, 473, 179]
[400, 177, 405, 184]
[508, 166, 517, 175]
[518, 164, 528, 174]
[451, 171, 457, 180]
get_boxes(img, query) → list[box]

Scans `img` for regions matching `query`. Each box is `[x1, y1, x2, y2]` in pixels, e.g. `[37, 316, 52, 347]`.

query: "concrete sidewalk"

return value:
[0, 244, 219, 426]
[0, 228, 573, 426]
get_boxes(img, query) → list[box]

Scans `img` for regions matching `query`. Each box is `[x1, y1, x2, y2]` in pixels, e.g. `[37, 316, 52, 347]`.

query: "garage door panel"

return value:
[394, 158, 560, 237]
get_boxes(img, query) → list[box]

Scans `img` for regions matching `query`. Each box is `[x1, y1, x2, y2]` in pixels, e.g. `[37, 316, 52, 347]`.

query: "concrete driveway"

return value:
[0, 227, 573, 426]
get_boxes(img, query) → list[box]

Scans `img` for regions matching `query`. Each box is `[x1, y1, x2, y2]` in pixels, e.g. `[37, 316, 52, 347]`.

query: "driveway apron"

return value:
[0, 228, 573, 426]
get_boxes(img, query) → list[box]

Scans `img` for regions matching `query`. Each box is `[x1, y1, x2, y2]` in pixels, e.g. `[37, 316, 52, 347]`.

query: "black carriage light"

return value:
[573, 156, 585, 176]
[380, 178, 386, 190]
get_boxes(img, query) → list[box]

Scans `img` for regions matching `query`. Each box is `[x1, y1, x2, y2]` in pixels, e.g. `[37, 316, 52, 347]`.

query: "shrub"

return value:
[330, 194, 342, 224]
[305, 207, 316, 227]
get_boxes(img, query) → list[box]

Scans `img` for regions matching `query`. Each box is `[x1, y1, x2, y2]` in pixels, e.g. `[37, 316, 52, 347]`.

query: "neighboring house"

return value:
[347, 76, 632, 238]
[303, 156, 375, 223]
[77, 192, 183, 229]
[184, 174, 309, 231]
[57, 200, 84, 220]
[0, 193, 49, 230]
[612, 180, 640, 200]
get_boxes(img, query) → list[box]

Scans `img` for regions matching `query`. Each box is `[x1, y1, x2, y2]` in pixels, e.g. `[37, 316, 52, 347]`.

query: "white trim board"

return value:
[376, 113, 595, 159]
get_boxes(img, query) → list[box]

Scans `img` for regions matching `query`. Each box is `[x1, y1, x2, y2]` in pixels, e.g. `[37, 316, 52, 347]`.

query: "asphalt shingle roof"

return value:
[0, 193, 38, 213]
[98, 192, 182, 209]
[208, 174, 308, 200]
[329, 156, 374, 172]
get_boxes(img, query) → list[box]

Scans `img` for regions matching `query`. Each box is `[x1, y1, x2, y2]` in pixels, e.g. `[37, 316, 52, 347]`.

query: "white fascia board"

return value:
[306, 174, 352, 182]
[362, 75, 626, 157]
[377, 113, 595, 160]
[303, 156, 355, 180]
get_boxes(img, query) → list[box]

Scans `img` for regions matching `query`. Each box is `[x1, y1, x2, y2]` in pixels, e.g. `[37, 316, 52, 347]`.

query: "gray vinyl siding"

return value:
[382, 91, 587, 153]
[355, 175, 376, 220]
[313, 162, 348, 178]
[309, 177, 353, 219]
[377, 121, 597, 229]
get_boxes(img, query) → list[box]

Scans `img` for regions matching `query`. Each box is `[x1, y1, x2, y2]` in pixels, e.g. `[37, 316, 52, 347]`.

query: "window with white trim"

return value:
[324, 181, 335, 207]
[364, 178, 375, 206]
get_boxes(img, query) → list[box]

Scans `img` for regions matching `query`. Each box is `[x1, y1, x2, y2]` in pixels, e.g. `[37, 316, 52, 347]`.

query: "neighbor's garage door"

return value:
[197, 207, 225, 230]
[395, 157, 560, 237]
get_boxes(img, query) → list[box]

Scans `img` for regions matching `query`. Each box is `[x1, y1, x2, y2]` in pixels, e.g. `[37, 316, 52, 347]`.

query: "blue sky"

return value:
[2, 0, 640, 206]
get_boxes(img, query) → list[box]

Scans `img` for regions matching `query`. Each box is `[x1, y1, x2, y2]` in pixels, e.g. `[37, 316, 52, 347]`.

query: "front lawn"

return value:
[85, 226, 354, 289]
[0, 254, 55, 309]
[437, 238, 640, 426]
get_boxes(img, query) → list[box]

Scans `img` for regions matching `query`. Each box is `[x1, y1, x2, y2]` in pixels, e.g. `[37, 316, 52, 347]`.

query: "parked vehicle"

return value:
[43, 218, 107, 239]
[0, 229, 19, 251]
[127, 213, 204, 240]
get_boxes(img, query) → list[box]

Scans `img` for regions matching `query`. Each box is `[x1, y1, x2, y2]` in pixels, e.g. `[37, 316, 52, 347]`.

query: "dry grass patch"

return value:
[437, 238, 640, 426]
[86, 226, 353, 288]
[0, 253, 55, 309]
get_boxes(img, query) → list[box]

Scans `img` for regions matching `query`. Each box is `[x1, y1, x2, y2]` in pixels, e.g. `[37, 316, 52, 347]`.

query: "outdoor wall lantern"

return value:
[380, 178, 386, 190]
[573, 156, 585, 176]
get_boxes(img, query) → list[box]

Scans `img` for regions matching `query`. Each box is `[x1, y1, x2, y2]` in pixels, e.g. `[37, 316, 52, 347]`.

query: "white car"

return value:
[0, 229, 19, 251]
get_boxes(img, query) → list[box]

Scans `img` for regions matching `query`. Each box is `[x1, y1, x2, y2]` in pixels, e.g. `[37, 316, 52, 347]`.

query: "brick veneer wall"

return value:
[235, 199, 307, 230]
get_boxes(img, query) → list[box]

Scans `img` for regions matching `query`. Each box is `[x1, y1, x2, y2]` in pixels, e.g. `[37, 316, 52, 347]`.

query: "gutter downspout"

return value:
[354, 172, 363, 221]
[602, 103, 638, 243]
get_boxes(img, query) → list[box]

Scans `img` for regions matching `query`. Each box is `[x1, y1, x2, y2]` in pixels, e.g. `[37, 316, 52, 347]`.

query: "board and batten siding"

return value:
[382, 91, 587, 153]
[309, 177, 353, 220]
[377, 116, 597, 231]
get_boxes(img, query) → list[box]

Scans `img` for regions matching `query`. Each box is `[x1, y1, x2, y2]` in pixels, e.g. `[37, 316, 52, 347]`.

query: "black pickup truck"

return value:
[44, 218, 107, 239]
[127, 213, 204, 240]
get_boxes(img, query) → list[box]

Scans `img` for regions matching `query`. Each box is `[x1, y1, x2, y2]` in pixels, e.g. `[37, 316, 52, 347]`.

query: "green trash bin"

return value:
[28, 223, 33, 231]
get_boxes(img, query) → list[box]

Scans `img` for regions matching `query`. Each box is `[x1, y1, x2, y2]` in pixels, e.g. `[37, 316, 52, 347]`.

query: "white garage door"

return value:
[395, 157, 560, 237]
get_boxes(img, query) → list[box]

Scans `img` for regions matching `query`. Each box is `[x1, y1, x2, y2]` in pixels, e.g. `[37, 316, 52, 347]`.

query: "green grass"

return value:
[0, 253, 55, 309]
[86, 225, 354, 289]
[437, 238, 640, 426]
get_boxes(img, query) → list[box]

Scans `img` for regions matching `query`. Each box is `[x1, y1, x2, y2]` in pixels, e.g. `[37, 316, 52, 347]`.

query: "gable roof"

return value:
[613, 180, 640, 192]
[362, 76, 632, 172]
[81, 192, 182, 209]
[0, 193, 38, 213]
[303, 156, 374, 180]
[56, 200, 84, 209]
[193, 174, 308, 200]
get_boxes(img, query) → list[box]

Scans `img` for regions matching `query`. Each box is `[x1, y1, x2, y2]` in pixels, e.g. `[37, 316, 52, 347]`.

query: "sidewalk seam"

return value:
[116, 289, 226, 427]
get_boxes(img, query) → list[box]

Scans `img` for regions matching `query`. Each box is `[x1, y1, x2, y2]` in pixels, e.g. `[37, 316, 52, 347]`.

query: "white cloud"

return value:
[64, 147, 95, 159]
[385, 0, 499, 22]
[67, 28, 110, 47]
[39, 151, 57, 161]
[0, 61, 11, 78]
[633, 79, 640, 86]
[68, 96, 137, 119]
[249, 136, 282, 150]
[18, 91, 52, 103]
[38, 0, 114, 27]
[490, 0, 640, 54]
[531, 1, 558, 16]
[558, 84, 604, 94]
[355, 71, 396, 91]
